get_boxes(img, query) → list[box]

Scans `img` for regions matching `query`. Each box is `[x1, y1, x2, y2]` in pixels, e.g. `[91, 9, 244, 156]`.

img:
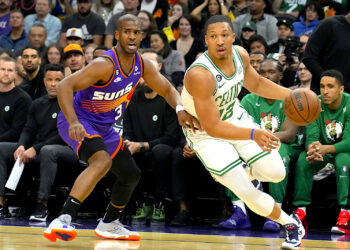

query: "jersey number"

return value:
[115, 105, 122, 121]
[219, 102, 234, 121]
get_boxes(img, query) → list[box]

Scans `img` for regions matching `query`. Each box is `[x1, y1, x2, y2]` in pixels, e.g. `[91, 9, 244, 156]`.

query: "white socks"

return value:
[232, 200, 247, 215]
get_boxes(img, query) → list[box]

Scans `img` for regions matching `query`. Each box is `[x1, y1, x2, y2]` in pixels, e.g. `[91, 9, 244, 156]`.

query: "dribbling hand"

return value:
[69, 121, 90, 142]
[177, 110, 202, 133]
[252, 129, 280, 152]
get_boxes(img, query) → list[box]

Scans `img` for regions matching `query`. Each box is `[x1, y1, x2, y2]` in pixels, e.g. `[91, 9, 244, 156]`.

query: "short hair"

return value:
[0, 48, 14, 58]
[21, 45, 40, 56]
[250, 51, 267, 59]
[10, 9, 23, 17]
[44, 64, 65, 76]
[93, 45, 108, 54]
[29, 23, 47, 34]
[248, 34, 270, 54]
[141, 48, 163, 64]
[0, 56, 16, 65]
[204, 15, 234, 34]
[117, 14, 141, 31]
[261, 58, 283, 73]
[321, 69, 343, 86]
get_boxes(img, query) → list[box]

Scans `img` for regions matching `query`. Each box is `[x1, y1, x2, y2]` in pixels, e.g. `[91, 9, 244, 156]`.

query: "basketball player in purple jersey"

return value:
[44, 14, 200, 242]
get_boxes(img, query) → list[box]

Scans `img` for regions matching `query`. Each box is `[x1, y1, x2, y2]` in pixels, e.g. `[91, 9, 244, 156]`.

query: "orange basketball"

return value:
[283, 89, 321, 126]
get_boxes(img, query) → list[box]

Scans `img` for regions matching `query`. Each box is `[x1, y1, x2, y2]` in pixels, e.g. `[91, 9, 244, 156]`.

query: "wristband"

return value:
[176, 105, 185, 114]
[250, 128, 255, 140]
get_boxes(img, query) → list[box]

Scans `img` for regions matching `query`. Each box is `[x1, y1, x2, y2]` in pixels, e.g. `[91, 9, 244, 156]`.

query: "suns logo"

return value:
[92, 83, 133, 100]
[260, 112, 280, 132]
[325, 119, 343, 142]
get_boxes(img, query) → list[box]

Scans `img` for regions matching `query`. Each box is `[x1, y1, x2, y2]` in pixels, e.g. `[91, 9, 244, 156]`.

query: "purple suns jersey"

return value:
[73, 47, 143, 125]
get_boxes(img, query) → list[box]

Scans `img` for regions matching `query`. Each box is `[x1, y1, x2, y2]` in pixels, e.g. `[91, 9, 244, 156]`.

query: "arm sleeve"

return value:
[18, 102, 38, 148]
[0, 94, 32, 142]
[333, 112, 350, 153]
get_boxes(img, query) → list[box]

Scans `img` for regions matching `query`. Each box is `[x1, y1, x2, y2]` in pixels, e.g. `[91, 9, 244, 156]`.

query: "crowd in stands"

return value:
[0, 0, 350, 234]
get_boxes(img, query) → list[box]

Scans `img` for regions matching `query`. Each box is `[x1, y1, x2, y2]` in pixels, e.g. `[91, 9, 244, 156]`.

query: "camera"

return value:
[284, 36, 303, 65]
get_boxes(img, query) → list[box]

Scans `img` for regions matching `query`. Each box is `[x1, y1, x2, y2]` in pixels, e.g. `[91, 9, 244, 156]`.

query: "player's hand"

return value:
[69, 121, 89, 142]
[183, 143, 196, 158]
[20, 147, 37, 164]
[253, 129, 280, 152]
[14, 145, 25, 162]
[306, 142, 323, 163]
[177, 110, 202, 133]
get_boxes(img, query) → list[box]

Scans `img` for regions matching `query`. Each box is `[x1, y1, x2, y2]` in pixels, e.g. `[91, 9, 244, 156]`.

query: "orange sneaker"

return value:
[296, 208, 308, 231]
[331, 211, 350, 234]
[43, 214, 77, 242]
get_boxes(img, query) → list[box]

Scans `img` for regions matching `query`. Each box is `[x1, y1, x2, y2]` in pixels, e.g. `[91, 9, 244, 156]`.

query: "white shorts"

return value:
[184, 105, 270, 176]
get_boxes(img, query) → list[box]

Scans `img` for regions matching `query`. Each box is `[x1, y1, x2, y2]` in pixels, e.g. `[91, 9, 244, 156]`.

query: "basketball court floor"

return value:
[1, 217, 350, 250]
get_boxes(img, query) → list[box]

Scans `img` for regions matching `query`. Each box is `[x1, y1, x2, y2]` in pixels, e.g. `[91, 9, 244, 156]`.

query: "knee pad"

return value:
[251, 151, 285, 183]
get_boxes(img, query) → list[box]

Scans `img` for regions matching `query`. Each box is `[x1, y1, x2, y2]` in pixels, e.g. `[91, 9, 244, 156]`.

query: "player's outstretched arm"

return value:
[237, 46, 291, 100]
[185, 66, 279, 151]
[142, 56, 201, 131]
[57, 58, 114, 141]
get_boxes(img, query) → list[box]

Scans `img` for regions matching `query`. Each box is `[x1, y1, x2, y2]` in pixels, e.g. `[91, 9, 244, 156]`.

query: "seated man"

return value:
[0, 64, 79, 221]
[123, 49, 179, 225]
[293, 69, 350, 234]
[220, 59, 299, 232]
[0, 56, 32, 142]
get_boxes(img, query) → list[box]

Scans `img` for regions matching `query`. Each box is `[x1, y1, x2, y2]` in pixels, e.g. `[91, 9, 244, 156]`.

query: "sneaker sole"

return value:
[43, 229, 77, 242]
[94, 230, 141, 241]
[29, 215, 48, 222]
[331, 226, 349, 234]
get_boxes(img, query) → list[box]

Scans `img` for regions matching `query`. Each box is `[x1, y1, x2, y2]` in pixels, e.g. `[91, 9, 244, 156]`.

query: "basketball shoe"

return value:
[331, 210, 350, 234]
[43, 214, 77, 242]
[295, 208, 308, 231]
[30, 203, 49, 222]
[281, 212, 305, 249]
[218, 205, 251, 229]
[95, 219, 141, 240]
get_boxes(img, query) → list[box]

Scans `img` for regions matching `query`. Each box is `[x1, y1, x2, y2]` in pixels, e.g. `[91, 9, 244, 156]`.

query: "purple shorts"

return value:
[57, 112, 122, 158]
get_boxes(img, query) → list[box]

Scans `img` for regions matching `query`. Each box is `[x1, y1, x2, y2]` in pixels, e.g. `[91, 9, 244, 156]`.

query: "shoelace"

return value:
[285, 224, 298, 242]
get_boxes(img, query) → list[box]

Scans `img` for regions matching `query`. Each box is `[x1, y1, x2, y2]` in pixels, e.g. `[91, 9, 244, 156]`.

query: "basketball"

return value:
[283, 89, 321, 126]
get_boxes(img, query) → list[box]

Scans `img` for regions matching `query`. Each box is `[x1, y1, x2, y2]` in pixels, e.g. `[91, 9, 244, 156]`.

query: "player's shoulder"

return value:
[233, 45, 249, 65]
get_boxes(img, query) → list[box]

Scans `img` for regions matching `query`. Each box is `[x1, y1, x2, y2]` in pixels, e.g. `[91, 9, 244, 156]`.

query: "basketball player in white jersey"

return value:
[181, 15, 304, 249]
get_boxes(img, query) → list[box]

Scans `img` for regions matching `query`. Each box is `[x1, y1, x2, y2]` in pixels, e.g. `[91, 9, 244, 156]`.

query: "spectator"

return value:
[303, 11, 350, 94]
[0, 56, 32, 143]
[60, 0, 106, 47]
[0, 64, 80, 221]
[233, 0, 278, 45]
[249, 51, 266, 73]
[240, 21, 257, 51]
[272, 0, 306, 17]
[168, 2, 188, 28]
[63, 44, 86, 74]
[24, 0, 62, 46]
[298, 33, 308, 57]
[43, 44, 64, 65]
[319, 0, 347, 18]
[28, 23, 47, 57]
[269, 19, 294, 54]
[150, 30, 186, 89]
[65, 27, 84, 46]
[293, 70, 350, 234]
[0, 10, 29, 53]
[15, 55, 27, 86]
[51, 0, 78, 21]
[12, 0, 37, 17]
[123, 49, 179, 224]
[92, 0, 124, 26]
[248, 34, 270, 54]
[226, 0, 249, 18]
[104, 0, 140, 49]
[137, 10, 158, 49]
[170, 15, 205, 68]
[191, 0, 229, 34]
[293, 1, 324, 36]
[140, 0, 169, 28]
[84, 43, 97, 64]
[0, 48, 13, 58]
[293, 62, 312, 89]
[0, 0, 11, 36]
[20, 46, 47, 100]
[92, 45, 108, 59]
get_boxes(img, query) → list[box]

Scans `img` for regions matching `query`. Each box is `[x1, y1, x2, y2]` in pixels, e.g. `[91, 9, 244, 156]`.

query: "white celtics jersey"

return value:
[182, 46, 245, 123]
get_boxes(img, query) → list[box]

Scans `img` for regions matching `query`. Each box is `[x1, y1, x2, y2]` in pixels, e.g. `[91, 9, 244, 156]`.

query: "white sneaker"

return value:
[43, 214, 77, 242]
[313, 163, 335, 181]
[94, 219, 141, 240]
[281, 213, 305, 249]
